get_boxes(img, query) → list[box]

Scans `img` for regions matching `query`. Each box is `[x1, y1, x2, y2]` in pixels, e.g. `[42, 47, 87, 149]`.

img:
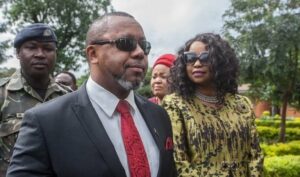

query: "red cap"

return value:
[153, 54, 176, 69]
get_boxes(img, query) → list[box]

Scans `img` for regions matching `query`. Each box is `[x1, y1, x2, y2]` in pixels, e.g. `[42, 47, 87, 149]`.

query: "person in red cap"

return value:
[149, 53, 176, 104]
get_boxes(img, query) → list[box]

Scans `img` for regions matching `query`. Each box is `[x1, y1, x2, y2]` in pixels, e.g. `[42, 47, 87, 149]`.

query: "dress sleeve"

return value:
[162, 95, 200, 177]
[244, 97, 264, 177]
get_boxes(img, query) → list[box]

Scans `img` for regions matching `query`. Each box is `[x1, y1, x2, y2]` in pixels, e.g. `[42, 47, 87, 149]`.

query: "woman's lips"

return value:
[192, 70, 206, 77]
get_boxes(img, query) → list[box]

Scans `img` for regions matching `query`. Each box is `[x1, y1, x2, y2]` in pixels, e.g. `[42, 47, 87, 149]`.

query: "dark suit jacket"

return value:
[7, 84, 176, 177]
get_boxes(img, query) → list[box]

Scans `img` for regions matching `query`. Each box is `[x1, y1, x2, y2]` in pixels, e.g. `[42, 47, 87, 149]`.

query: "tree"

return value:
[0, 21, 9, 63]
[137, 68, 152, 98]
[223, 0, 300, 142]
[0, 0, 112, 72]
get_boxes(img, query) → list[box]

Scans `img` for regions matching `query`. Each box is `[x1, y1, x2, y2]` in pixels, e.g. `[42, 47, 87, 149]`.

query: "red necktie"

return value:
[116, 100, 151, 177]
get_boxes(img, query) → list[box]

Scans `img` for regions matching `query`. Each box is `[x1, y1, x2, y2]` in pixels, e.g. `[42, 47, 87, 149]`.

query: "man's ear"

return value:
[85, 45, 99, 64]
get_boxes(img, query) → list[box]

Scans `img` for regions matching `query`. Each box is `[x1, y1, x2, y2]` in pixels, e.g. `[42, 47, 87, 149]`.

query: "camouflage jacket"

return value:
[0, 69, 72, 176]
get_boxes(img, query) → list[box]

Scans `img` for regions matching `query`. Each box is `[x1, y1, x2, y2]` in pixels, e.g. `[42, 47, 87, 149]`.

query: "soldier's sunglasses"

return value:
[90, 37, 151, 55]
[183, 51, 210, 65]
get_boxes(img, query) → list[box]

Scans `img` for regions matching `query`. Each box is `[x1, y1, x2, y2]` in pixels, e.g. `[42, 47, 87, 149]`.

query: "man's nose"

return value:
[154, 77, 163, 83]
[34, 48, 46, 57]
[131, 43, 146, 59]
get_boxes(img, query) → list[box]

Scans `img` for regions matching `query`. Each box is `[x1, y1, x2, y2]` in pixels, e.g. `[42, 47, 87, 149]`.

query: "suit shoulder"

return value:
[136, 94, 162, 107]
[29, 90, 78, 113]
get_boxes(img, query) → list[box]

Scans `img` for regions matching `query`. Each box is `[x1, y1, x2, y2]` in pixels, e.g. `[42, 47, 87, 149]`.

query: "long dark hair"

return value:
[170, 33, 239, 104]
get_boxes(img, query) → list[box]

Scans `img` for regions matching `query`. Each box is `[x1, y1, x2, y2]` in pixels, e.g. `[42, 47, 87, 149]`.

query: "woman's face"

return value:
[150, 64, 171, 99]
[186, 41, 213, 87]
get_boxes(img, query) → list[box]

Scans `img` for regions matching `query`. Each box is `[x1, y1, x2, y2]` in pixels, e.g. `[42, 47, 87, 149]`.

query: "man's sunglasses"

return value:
[90, 37, 151, 55]
[183, 51, 210, 65]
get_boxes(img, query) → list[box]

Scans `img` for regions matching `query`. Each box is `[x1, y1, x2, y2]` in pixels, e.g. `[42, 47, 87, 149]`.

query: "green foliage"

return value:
[0, 0, 112, 72]
[256, 119, 300, 128]
[261, 141, 300, 157]
[264, 155, 300, 177]
[76, 73, 89, 87]
[224, 0, 300, 104]
[257, 126, 300, 143]
[223, 0, 300, 142]
[137, 68, 152, 98]
[0, 22, 9, 63]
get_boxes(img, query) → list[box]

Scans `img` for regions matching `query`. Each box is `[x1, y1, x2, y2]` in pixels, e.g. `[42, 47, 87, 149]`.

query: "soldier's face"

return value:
[17, 40, 57, 78]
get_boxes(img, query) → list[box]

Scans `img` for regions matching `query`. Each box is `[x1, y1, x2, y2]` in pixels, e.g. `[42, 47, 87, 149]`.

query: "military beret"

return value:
[14, 23, 57, 48]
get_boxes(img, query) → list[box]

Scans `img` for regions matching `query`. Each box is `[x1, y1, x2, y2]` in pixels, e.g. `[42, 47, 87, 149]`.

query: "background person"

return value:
[55, 71, 77, 90]
[0, 23, 71, 176]
[149, 54, 175, 105]
[7, 12, 176, 177]
[162, 33, 263, 177]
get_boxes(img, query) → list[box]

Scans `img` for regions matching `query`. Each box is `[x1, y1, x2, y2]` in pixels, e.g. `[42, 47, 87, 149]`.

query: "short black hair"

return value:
[86, 11, 136, 46]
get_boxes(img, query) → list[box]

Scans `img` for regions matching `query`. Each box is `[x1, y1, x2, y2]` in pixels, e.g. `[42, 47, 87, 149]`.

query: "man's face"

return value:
[88, 16, 149, 91]
[17, 40, 56, 79]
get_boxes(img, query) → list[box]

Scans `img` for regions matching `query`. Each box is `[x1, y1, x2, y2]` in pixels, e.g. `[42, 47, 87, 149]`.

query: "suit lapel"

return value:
[71, 85, 126, 177]
[135, 95, 165, 150]
[135, 95, 166, 177]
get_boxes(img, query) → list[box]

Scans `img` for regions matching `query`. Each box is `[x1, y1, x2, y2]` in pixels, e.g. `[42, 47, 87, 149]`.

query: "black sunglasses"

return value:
[90, 37, 151, 55]
[183, 51, 210, 65]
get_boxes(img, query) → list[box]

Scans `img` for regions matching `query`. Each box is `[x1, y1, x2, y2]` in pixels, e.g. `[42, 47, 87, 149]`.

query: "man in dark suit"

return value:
[7, 12, 176, 177]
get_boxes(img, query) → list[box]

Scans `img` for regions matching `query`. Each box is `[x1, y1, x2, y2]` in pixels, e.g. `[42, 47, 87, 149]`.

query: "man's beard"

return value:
[114, 72, 143, 91]
[116, 77, 141, 91]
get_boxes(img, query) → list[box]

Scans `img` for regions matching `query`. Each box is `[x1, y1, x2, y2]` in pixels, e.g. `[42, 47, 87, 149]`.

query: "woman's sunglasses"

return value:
[90, 37, 151, 55]
[183, 51, 210, 65]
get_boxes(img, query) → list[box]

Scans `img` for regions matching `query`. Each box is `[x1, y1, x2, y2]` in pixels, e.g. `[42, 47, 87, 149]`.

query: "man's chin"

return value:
[117, 79, 141, 91]
[30, 70, 50, 79]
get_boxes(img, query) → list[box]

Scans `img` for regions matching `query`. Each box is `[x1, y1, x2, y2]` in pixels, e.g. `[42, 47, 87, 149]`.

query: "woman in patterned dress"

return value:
[162, 33, 264, 177]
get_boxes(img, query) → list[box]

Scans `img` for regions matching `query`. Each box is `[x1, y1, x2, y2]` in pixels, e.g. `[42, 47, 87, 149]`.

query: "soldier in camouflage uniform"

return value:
[0, 23, 72, 176]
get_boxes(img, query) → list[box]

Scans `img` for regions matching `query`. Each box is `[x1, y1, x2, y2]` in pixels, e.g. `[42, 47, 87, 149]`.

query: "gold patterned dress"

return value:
[162, 93, 264, 177]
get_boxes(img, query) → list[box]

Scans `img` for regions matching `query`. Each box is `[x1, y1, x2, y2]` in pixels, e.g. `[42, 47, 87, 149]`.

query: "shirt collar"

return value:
[86, 77, 137, 117]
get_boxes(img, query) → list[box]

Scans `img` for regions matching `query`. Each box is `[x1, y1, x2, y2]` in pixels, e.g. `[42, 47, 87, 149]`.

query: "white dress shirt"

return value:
[86, 77, 160, 177]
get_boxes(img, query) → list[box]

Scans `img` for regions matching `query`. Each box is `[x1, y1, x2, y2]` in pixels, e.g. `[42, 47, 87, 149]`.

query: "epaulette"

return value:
[0, 77, 10, 87]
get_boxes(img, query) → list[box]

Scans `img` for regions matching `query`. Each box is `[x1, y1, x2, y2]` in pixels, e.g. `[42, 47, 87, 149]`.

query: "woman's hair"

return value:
[170, 33, 239, 104]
